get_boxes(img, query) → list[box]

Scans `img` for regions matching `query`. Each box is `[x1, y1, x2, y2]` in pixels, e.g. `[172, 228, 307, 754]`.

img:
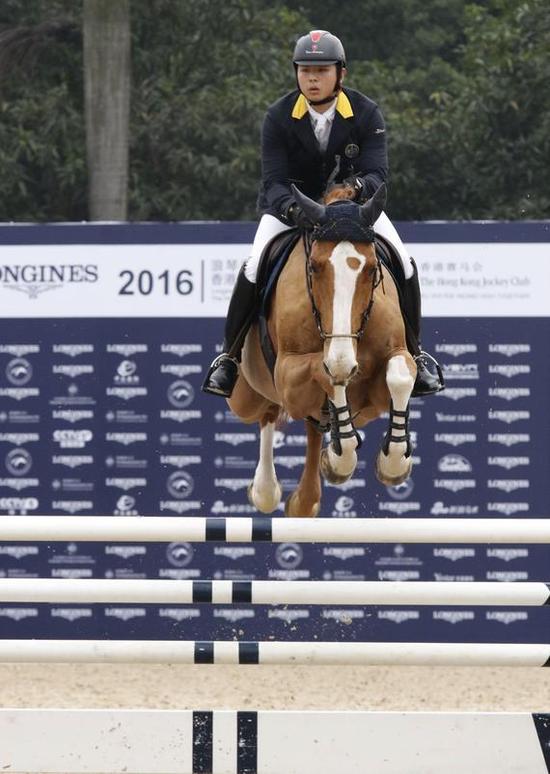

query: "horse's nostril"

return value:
[349, 365, 358, 379]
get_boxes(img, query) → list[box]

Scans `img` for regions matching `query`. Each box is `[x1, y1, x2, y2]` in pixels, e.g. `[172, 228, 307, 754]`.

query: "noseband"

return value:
[303, 202, 384, 341]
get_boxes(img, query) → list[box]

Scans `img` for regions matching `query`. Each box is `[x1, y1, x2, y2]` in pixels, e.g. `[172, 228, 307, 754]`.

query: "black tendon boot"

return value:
[202, 266, 258, 397]
[401, 259, 445, 397]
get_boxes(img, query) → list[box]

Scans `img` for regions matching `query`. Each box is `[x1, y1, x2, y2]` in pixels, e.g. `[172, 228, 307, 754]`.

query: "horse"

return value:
[227, 182, 416, 517]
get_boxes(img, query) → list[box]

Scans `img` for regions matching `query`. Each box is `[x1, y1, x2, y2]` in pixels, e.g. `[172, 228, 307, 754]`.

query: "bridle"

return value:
[302, 221, 385, 342]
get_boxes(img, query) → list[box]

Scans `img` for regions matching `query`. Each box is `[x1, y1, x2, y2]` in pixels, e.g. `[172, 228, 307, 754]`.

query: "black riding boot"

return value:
[202, 266, 257, 398]
[401, 259, 445, 397]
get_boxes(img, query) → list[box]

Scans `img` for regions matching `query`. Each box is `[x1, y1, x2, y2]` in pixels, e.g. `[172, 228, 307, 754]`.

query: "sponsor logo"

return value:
[275, 543, 303, 569]
[440, 388, 476, 401]
[105, 455, 147, 470]
[0, 545, 38, 558]
[213, 609, 255, 623]
[53, 429, 93, 449]
[332, 496, 357, 517]
[51, 608, 93, 621]
[214, 546, 255, 559]
[323, 547, 365, 560]
[52, 364, 94, 378]
[159, 608, 201, 622]
[430, 502, 479, 515]
[486, 612, 528, 624]
[441, 363, 479, 380]
[0, 264, 97, 298]
[106, 387, 148, 400]
[0, 387, 39, 400]
[161, 364, 202, 377]
[488, 344, 530, 357]
[52, 344, 94, 357]
[0, 432, 39, 445]
[5, 448, 32, 476]
[166, 542, 194, 568]
[486, 571, 528, 581]
[377, 611, 419, 623]
[487, 456, 529, 470]
[433, 611, 475, 624]
[326, 478, 366, 491]
[488, 479, 529, 493]
[52, 455, 93, 469]
[273, 431, 307, 448]
[214, 478, 249, 492]
[378, 502, 421, 514]
[0, 608, 38, 620]
[435, 433, 476, 446]
[322, 610, 365, 621]
[114, 360, 139, 384]
[160, 344, 202, 357]
[434, 479, 476, 492]
[378, 570, 420, 581]
[215, 433, 256, 446]
[0, 410, 39, 424]
[488, 364, 530, 378]
[160, 455, 201, 468]
[386, 479, 414, 500]
[488, 388, 530, 401]
[166, 470, 194, 499]
[105, 608, 146, 621]
[52, 409, 94, 423]
[105, 478, 146, 491]
[106, 432, 147, 445]
[487, 548, 528, 561]
[210, 500, 257, 514]
[437, 454, 472, 473]
[433, 548, 475, 561]
[159, 500, 202, 514]
[107, 344, 147, 356]
[488, 434, 530, 447]
[0, 477, 38, 491]
[435, 413, 476, 423]
[0, 497, 38, 514]
[268, 609, 310, 622]
[487, 502, 529, 515]
[105, 545, 146, 559]
[6, 358, 33, 386]
[434, 573, 474, 581]
[160, 410, 201, 423]
[167, 380, 195, 408]
[49, 383, 95, 407]
[114, 495, 138, 516]
[0, 345, 39, 356]
[488, 410, 530, 424]
[106, 410, 148, 424]
[52, 500, 93, 514]
[160, 433, 202, 447]
[436, 344, 477, 357]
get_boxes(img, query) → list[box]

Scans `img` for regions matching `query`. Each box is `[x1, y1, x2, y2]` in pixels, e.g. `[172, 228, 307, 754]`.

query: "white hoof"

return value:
[375, 449, 413, 486]
[247, 480, 282, 514]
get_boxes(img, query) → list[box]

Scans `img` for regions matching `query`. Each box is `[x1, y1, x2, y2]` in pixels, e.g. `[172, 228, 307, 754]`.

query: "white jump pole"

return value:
[1, 709, 549, 774]
[1, 515, 550, 543]
[0, 578, 549, 606]
[0, 640, 548, 666]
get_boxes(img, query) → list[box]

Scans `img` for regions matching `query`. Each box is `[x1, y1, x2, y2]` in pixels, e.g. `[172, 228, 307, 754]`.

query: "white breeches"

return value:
[243, 210, 414, 283]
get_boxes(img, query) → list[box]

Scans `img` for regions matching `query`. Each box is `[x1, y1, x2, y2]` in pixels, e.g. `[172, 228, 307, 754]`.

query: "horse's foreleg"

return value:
[285, 421, 322, 517]
[375, 352, 416, 486]
[319, 384, 359, 485]
[248, 416, 282, 513]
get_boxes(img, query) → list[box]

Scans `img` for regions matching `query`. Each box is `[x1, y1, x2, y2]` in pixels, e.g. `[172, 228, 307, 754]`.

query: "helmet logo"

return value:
[310, 31, 323, 43]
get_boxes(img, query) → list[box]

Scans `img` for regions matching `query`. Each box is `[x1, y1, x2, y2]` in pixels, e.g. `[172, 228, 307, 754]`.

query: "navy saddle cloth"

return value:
[255, 229, 406, 376]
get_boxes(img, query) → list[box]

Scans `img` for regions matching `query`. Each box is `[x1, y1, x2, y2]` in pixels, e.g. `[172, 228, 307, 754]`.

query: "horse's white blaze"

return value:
[250, 422, 282, 513]
[378, 355, 414, 480]
[325, 241, 366, 383]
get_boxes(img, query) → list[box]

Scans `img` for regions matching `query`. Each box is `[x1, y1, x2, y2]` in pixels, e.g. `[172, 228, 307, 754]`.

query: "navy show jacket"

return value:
[257, 86, 388, 222]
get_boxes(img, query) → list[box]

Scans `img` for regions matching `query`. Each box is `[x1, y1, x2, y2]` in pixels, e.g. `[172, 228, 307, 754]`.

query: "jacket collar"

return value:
[291, 90, 354, 120]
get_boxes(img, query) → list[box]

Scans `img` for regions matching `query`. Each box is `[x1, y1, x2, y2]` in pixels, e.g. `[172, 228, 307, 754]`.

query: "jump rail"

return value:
[1, 515, 550, 543]
[2, 709, 550, 774]
[1, 578, 549, 606]
[0, 640, 549, 666]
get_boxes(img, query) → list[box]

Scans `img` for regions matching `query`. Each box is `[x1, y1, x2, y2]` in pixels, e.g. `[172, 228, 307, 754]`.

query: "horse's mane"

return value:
[323, 183, 356, 205]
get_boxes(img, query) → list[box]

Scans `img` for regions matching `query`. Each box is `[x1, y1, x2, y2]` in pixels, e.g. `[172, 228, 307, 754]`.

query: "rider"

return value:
[203, 30, 444, 398]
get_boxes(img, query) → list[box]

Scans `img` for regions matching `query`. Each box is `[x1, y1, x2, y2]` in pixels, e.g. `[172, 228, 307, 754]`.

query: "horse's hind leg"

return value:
[248, 412, 283, 513]
[285, 421, 322, 517]
[375, 351, 416, 486]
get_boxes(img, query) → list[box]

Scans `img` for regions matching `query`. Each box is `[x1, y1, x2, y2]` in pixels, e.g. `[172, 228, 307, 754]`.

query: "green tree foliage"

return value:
[0, 0, 547, 220]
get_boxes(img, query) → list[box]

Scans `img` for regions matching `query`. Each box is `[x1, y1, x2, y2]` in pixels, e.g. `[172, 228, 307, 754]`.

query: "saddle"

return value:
[255, 229, 410, 377]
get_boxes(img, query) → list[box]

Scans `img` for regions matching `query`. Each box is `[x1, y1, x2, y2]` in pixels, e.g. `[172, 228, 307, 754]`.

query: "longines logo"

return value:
[488, 344, 530, 357]
[488, 388, 530, 401]
[440, 388, 476, 401]
[0, 345, 39, 356]
[488, 364, 530, 378]
[0, 264, 98, 298]
[435, 433, 476, 446]
[488, 410, 530, 424]
[436, 344, 477, 357]
[52, 344, 94, 357]
[161, 344, 202, 357]
[487, 456, 529, 469]
[488, 433, 530, 447]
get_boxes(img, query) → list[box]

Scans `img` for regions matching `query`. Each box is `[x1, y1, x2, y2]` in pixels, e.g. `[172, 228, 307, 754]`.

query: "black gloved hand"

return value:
[343, 175, 364, 201]
[287, 203, 314, 231]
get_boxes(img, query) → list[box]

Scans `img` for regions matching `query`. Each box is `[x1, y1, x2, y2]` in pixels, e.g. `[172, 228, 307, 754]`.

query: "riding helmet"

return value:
[292, 30, 346, 67]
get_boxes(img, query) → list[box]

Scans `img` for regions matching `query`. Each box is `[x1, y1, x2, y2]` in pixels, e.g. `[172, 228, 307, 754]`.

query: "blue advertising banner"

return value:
[0, 221, 549, 644]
